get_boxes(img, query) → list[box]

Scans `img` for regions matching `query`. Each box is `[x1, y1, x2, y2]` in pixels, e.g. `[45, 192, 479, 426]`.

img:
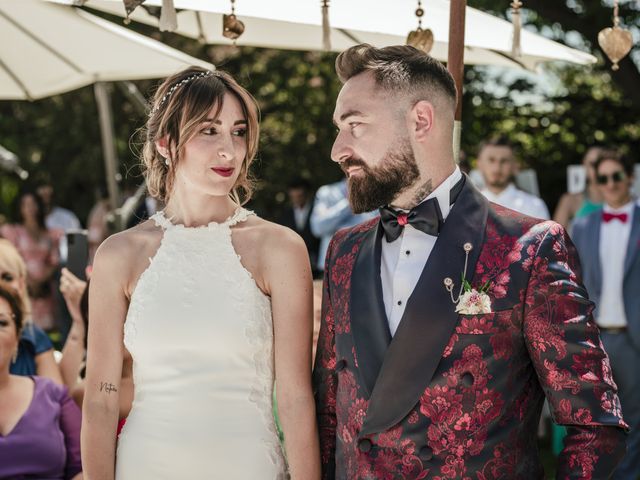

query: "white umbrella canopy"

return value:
[76, 0, 596, 70]
[0, 0, 212, 100]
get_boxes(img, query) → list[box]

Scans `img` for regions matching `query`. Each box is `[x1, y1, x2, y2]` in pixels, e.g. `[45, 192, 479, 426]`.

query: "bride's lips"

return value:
[211, 167, 235, 178]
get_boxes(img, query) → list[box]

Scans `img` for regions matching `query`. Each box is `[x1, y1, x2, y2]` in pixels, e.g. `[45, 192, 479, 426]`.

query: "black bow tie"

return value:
[379, 176, 465, 242]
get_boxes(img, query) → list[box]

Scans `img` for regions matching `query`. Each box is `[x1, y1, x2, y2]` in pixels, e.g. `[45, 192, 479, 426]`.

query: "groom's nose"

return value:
[331, 132, 352, 164]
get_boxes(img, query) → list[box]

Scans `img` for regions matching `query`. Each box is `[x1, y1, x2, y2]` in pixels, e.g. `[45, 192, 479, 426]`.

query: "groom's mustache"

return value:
[340, 158, 368, 175]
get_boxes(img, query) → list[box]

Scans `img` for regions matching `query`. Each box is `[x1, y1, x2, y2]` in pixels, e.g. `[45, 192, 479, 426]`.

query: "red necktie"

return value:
[602, 212, 628, 223]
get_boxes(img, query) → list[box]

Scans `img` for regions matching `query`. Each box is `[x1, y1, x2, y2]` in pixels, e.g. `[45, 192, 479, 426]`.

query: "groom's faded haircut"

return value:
[335, 44, 457, 110]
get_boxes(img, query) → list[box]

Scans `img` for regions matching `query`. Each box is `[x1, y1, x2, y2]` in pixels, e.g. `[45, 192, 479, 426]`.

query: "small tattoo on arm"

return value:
[99, 382, 118, 394]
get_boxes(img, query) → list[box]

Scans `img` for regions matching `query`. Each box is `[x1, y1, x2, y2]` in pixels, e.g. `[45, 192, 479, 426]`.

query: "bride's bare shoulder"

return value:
[92, 219, 163, 275]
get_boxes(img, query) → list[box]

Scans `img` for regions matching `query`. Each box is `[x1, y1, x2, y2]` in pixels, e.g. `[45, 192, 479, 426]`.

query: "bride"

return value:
[81, 67, 320, 479]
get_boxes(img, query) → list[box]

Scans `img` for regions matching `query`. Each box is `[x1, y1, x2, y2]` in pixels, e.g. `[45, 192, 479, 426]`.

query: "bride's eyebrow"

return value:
[202, 119, 248, 125]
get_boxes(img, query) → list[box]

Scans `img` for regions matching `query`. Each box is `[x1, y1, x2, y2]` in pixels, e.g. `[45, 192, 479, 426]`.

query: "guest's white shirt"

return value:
[381, 167, 462, 337]
[597, 199, 637, 328]
[481, 183, 550, 219]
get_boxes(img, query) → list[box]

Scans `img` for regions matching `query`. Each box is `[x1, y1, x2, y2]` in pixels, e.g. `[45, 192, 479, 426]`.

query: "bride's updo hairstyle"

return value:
[142, 66, 260, 204]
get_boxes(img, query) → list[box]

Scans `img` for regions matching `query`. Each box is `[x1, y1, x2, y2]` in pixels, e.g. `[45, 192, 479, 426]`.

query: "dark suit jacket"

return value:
[279, 201, 320, 271]
[571, 204, 640, 351]
[313, 178, 627, 479]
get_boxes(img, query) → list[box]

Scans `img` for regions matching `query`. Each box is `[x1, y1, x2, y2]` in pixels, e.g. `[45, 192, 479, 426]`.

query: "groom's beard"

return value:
[344, 142, 420, 214]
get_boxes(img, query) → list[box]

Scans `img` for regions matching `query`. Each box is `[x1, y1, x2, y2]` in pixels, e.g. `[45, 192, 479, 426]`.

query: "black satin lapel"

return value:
[350, 222, 392, 397]
[360, 179, 489, 436]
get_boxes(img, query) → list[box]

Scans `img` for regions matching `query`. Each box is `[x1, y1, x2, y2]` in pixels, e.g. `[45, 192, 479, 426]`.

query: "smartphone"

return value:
[66, 230, 89, 281]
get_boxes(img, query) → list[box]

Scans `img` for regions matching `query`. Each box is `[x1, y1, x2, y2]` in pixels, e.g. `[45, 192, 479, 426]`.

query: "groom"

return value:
[313, 44, 627, 479]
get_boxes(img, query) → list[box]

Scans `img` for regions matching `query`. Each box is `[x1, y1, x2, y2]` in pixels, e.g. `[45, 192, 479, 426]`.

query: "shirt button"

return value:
[397, 300, 402, 306]
[405, 250, 411, 255]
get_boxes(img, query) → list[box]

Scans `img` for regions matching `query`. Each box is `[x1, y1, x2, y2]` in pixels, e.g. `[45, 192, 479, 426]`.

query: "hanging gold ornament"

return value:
[406, 0, 434, 53]
[223, 0, 245, 42]
[598, 1, 633, 71]
[510, 0, 522, 58]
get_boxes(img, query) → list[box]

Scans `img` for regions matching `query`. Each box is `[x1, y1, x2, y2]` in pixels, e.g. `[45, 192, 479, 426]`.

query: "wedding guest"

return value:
[0, 238, 63, 384]
[278, 178, 321, 275]
[310, 177, 376, 273]
[0, 191, 62, 331]
[0, 283, 82, 480]
[571, 151, 640, 478]
[553, 146, 606, 229]
[37, 182, 81, 233]
[477, 136, 550, 219]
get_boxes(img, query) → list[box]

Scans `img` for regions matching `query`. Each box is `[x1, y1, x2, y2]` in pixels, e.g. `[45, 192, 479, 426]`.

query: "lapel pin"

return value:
[443, 242, 493, 314]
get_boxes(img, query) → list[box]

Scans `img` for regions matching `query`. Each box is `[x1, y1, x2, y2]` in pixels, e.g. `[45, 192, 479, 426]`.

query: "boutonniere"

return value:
[443, 242, 493, 315]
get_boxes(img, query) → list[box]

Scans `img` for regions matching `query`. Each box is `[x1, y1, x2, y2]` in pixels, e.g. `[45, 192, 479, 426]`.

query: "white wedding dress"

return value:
[115, 209, 287, 479]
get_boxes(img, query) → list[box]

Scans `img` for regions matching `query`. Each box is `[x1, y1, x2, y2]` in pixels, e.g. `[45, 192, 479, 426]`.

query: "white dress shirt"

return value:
[481, 183, 550, 219]
[381, 167, 463, 336]
[597, 199, 636, 328]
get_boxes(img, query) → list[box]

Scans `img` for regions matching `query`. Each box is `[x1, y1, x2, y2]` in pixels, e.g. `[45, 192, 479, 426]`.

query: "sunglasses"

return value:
[596, 171, 626, 185]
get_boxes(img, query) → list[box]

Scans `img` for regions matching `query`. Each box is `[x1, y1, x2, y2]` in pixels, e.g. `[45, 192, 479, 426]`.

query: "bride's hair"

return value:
[141, 67, 260, 205]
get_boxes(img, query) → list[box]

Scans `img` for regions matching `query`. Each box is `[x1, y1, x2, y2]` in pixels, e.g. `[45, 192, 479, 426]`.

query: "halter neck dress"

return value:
[115, 209, 286, 479]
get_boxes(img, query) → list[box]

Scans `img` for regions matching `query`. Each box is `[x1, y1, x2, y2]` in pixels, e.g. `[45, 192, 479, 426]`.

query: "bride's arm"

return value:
[81, 235, 128, 480]
[265, 226, 321, 480]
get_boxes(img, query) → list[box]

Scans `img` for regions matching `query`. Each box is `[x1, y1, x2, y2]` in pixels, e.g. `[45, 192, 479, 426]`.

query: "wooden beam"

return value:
[447, 0, 467, 160]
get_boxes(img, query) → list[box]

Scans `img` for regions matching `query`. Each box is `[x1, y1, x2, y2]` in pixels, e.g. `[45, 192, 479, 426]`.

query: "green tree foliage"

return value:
[1, 3, 638, 224]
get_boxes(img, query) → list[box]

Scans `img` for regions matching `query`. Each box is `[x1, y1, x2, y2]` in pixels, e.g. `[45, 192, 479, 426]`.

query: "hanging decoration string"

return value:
[598, 0, 633, 71]
[322, 0, 331, 52]
[510, 0, 522, 58]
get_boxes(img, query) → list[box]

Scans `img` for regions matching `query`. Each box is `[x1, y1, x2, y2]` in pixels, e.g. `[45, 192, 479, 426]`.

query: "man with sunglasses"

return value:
[572, 152, 640, 478]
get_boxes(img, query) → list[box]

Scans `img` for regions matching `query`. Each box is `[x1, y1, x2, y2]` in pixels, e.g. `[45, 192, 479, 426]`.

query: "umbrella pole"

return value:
[447, 0, 466, 163]
[94, 82, 122, 228]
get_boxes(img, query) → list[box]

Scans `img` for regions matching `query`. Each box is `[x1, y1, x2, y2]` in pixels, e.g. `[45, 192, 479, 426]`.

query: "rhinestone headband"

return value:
[149, 70, 215, 116]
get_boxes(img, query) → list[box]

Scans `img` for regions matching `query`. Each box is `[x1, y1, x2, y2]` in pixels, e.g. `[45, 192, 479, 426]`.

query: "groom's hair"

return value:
[335, 44, 457, 110]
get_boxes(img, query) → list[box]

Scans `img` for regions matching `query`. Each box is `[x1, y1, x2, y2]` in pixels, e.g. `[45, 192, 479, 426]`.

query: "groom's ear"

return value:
[410, 100, 435, 142]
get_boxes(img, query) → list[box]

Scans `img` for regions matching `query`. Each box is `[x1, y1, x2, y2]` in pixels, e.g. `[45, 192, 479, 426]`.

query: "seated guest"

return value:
[476, 136, 550, 219]
[0, 284, 82, 479]
[0, 238, 63, 383]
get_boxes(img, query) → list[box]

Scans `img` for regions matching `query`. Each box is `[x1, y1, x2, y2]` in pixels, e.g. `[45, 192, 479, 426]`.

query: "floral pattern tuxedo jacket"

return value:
[313, 178, 627, 480]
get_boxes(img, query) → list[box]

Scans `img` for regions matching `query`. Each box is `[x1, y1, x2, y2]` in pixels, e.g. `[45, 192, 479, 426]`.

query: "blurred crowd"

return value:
[0, 136, 638, 478]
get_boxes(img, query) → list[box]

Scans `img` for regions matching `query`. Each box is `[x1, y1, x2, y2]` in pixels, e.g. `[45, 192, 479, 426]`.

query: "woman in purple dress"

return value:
[0, 283, 82, 479]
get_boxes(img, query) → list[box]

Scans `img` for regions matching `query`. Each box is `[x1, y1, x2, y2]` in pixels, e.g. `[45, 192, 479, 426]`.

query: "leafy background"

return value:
[1, 0, 639, 225]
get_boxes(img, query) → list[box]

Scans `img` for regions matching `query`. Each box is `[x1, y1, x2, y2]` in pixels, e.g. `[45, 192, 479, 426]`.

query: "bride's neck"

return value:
[164, 190, 238, 227]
